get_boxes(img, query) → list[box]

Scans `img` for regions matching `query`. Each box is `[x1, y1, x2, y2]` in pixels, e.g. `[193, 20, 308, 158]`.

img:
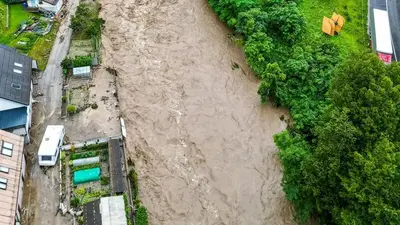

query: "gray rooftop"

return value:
[0, 45, 33, 105]
[100, 196, 127, 225]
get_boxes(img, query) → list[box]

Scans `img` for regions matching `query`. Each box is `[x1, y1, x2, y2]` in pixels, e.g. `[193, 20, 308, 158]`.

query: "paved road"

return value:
[387, 0, 400, 60]
[22, 0, 80, 224]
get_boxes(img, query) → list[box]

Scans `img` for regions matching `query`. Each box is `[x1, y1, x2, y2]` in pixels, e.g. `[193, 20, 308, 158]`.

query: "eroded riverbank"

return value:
[99, 0, 294, 224]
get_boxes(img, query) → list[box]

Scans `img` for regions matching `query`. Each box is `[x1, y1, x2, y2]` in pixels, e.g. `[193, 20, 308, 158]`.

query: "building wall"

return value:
[0, 98, 24, 111]
[0, 131, 24, 224]
[39, 0, 63, 13]
[28, 82, 33, 128]
[17, 155, 26, 211]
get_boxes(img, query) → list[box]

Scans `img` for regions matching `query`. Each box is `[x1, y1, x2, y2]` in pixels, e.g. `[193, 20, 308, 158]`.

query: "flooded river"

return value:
[99, 0, 294, 224]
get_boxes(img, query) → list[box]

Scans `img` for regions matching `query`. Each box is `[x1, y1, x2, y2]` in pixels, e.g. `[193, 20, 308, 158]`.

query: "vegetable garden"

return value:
[66, 143, 111, 224]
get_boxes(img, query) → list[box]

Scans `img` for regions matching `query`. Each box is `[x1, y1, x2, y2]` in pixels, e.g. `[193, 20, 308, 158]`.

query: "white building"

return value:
[0, 45, 35, 144]
[83, 196, 128, 225]
[0, 130, 26, 225]
[27, 0, 63, 14]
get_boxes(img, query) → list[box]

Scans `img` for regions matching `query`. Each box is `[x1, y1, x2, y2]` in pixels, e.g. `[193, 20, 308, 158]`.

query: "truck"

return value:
[371, 8, 393, 64]
[38, 125, 65, 166]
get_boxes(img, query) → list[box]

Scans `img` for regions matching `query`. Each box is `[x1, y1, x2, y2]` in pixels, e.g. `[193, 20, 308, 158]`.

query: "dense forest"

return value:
[208, 0, 400, 224]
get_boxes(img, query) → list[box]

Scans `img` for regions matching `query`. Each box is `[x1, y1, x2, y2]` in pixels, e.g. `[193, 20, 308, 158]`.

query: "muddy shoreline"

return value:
[99, 0, 294, 224]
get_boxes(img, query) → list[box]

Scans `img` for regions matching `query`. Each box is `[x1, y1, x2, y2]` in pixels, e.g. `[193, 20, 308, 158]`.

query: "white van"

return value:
[38, 125, 65, 166]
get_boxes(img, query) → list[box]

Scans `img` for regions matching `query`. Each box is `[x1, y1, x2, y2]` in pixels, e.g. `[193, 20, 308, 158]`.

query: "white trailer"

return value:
[373, 9, 393, 63]
[38, 125, 65, 166]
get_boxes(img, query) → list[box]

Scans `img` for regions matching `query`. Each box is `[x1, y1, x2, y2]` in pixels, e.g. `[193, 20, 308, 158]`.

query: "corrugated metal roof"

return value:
[0, 107, 27, 130]
[108, 139, 124, 194]
[100, 196, 127, 225]
[83, 199, 102, 225]
[0, 45, 32, 105]
[73, 66, 91, 78]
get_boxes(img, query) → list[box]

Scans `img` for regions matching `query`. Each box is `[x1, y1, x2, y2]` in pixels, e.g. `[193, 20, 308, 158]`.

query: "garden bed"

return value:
[69, 143, 111, 209]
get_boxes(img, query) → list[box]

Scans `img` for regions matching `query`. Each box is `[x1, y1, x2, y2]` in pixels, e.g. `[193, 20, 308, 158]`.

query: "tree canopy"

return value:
[208, 0, 400, 224]
[275, 53, 400, 224]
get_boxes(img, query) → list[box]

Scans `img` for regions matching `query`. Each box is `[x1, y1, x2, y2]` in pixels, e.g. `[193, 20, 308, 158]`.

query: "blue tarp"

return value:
[73, 167, 101, 185]
[0, 107, 27, 129]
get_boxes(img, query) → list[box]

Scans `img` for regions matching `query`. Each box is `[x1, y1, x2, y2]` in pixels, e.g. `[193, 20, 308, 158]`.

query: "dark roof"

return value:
[0, 45, 32, 105]
[83, 199, 102, 225]
[42, 0, 60, 6]
[108, 139, 125, 194]
[0, 107, 27, 130]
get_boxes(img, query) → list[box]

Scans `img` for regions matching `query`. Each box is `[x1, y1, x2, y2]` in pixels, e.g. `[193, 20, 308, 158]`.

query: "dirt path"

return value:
[99, 0, 294, 224]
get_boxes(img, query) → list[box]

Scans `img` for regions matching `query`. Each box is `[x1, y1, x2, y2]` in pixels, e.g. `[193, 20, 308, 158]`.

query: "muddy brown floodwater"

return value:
[99, 0, 294, 224]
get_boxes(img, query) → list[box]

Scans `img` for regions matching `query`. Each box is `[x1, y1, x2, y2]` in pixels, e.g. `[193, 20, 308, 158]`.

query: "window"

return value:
[41, 156, 52, 161]
[1, 142, 13, 157]
[13, 69, 22, 74]
[11, 83, 21, 90]
[0, 177, 7, 190]
[0, 166, 9, 174]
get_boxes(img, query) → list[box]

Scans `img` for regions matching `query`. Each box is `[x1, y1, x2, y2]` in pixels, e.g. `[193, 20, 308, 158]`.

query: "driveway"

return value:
[21, 0, 80, 224]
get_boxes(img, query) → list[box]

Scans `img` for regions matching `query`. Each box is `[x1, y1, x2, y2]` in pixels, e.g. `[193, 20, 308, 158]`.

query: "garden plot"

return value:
[68, 39, 95, 58]
[68, 143, 111, 208]
[62, 68, 121, 141]
[67, 85, 91, 113]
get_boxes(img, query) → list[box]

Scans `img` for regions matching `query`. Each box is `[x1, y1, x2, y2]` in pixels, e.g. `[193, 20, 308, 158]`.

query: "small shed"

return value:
[73, 66, 91, 78]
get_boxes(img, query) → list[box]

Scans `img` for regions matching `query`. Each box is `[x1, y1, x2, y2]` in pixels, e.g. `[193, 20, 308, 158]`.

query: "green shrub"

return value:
[72, 162, 100, 172]
[62, 95, 67, 103]
[61, 151, 66, 160]
[81, 189, 110, 204]
[100, 176, 110, 185]
[129, 169, 139, 200]
[70, 150, 100, 160]
[78, 216, 84, 225]
[61, 57, 73, 69]
[70, 3, 104, 38]
[123, 194, 132, 225]
[71, 197, 81, 208]
[81, 142, 108, 151]
[135, 205, 148, 225]
[76, 187, 86, 196]
[67, 105, 77, 114]
[100, 149, 109, 162]
[73, 55, 92, 67]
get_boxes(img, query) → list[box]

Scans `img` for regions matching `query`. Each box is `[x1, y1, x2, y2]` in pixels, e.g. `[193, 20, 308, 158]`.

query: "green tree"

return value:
[257, 63, 285, 103]
[208, 0, 258, 27]
[236, 8, 269, 38]
[244, 32, 273, 77]
[266, 2, 304, 44]
[275, 131, 314, 222]
[305, 54, 400, 224]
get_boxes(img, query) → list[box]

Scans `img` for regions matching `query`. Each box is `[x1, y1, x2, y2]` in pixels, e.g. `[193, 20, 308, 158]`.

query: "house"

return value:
[27, 0, 63, 15]
[83, 196, 127, 225]
[0, 130, 27, 225]
[0, 45, 35, 144]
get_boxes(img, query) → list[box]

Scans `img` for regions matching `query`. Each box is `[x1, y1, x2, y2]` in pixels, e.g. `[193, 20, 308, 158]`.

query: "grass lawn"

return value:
[28, 22, 60, 70]
[0, 2, 33, 44]
[300, 0, 369, 57]
[0, 2, 59, 70]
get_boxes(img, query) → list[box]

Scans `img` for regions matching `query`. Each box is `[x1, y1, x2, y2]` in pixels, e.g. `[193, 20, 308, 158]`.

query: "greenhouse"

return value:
[73, 167, 101, 185]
